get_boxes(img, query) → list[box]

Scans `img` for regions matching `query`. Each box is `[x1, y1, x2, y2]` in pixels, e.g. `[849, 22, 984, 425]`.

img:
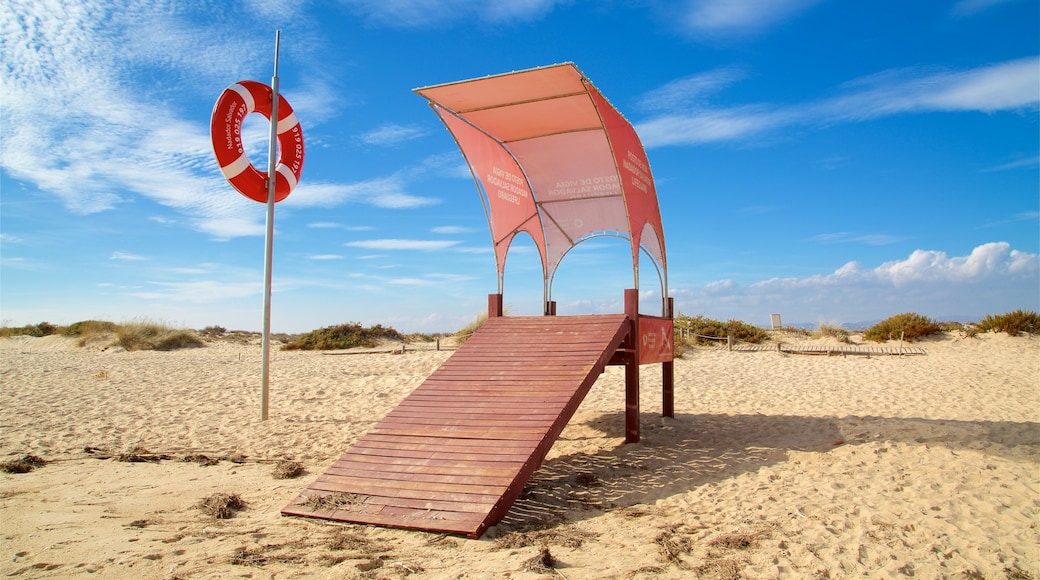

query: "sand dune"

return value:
[1, 330, 1036, 578]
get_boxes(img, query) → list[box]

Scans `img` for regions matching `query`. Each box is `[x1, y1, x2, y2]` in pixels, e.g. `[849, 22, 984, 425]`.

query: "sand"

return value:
[0, 329, 1037, 579]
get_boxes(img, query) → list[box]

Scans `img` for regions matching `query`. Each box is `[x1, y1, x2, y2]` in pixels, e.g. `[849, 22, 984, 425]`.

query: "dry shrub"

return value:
[282, 322, 402, 351]
[197, 493, 246, 519]
[864, 313, 941, 343]
[0, 322, 59, 337]
[116, 320, 204, 351]
[977, 309, 1039, 336]
[453, 311, 489, 345]
[0, 454, 46, 473]
[272, 460, 304, 479]
[675, 315, 768, 346]
[816, 322, 850, 343]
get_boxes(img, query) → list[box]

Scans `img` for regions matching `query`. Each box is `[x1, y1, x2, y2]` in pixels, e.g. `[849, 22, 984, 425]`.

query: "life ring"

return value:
[210, 80, 304, 203]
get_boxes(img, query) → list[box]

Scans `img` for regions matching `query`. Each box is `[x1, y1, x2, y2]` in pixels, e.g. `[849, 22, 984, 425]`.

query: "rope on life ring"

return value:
[210, 80, 305, 203]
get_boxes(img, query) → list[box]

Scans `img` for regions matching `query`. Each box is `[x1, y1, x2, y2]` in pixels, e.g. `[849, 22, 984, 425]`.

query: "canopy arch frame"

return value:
[415, 62, 669, 316]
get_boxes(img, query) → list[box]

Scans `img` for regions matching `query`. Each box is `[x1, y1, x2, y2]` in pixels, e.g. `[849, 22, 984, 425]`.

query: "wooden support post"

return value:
[662, 296, 674, 418]
[544, 301, 556, 316]
[488, 293, 503, 318]
[624, 288, 640, 443]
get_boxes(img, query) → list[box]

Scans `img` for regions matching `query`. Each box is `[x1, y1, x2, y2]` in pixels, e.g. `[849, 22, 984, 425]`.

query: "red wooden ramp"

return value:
[281, 314, 630, 538]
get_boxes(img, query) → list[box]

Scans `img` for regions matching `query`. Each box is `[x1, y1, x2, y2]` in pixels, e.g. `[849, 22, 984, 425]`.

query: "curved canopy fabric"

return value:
[414, 63, 667, 305]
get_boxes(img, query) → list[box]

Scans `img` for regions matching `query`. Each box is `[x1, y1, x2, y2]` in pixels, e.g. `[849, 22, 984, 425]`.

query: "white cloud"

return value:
[346, 239, 462, 251]
[0, 1, 370, 241]
[673, 242, 1039, 323]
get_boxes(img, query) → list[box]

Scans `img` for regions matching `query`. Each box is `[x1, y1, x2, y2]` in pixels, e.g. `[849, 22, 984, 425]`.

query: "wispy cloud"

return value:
[285, 176, 440, 209]
[810, 233, 907, 246]
[337, 0, 564, 27]
[345, 239, 461, 251]
[359, 124, 428, 146]
[110, 252, 148, 261]
[0, 2, 377, 241]
[127, 280, 262, 303]
[431, 226, 474, 234]
[637, 68, 748, 111]
[637, 57, 1040, 148]
[981, 155, 1040, 172]
[951, 0, 1020, 17]
[679, 0, 821, 37]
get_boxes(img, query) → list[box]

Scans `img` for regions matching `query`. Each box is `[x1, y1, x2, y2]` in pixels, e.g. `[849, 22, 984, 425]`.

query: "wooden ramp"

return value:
[281, 314, 631, 539]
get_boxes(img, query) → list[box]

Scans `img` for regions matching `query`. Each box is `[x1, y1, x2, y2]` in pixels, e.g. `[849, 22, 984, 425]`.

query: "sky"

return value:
[1, 0, 1037, 334]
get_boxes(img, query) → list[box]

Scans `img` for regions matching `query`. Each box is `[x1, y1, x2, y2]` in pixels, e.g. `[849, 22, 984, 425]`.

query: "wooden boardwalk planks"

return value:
[281, 314, 631, 538]
[733, 344, 926, 356]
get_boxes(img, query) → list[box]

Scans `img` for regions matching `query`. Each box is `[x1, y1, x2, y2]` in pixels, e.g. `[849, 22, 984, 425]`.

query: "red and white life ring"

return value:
[210, 80, 304, 203]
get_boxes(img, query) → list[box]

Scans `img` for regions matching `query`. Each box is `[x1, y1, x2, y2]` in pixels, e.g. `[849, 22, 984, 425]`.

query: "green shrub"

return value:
[199, 325, 227, 338]
[674, 315, 768, 346]
[0, 322, 60, 338]
[63, 320, 118, 337]
[976, 310, 1039, 336]
[116, 320, 205, 351]
[863, 313, 941, 343]
[282, 322, 403, 351]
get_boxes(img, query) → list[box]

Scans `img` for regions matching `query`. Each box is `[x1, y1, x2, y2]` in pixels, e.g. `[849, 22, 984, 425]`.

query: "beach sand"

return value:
[1, 329, 1037, 579]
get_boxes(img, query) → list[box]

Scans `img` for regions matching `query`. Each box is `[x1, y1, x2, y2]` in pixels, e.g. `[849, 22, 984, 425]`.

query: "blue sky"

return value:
[2, 0, 1037, 334]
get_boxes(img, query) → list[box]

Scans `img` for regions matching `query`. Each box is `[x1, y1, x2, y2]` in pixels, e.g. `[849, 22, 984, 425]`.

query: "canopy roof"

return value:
[414, 63, 667, 306]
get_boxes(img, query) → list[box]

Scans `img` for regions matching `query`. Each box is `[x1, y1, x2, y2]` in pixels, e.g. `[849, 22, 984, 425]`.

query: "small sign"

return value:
[638, 316, 674, 364]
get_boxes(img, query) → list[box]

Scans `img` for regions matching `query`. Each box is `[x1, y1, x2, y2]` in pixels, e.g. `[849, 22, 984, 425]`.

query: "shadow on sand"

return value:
[494, 411, 1040, 533]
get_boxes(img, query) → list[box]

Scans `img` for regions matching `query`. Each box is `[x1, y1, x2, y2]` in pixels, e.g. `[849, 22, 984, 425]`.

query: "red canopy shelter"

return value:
[414, 63, 668, 314]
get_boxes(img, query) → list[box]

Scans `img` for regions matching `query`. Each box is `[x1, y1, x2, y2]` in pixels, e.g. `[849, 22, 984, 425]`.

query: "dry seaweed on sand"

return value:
[0, 454, 46, 473]
[182, 453, 220, 466]
[493, 525, 599, 550]
[302, 492, 367, 512]
[272, 460, 304, 479]
[523, 546, 557, 574]
[655, 527, 695, 566]
[116, 446, 171, 462]
[196, 492, 246, 519]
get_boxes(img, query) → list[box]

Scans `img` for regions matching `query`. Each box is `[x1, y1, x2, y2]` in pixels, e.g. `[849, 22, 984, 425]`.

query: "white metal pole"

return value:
[260, 30, 281, 421]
